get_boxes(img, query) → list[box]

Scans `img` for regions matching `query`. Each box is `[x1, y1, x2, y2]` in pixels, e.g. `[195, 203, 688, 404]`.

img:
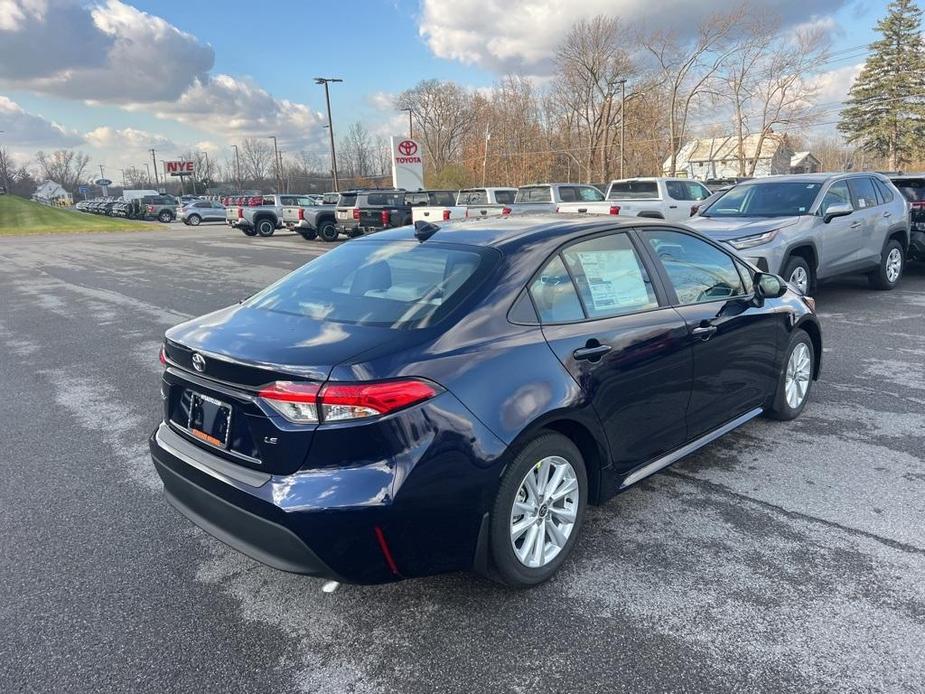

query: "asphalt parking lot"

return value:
[1, 224, 923, 694]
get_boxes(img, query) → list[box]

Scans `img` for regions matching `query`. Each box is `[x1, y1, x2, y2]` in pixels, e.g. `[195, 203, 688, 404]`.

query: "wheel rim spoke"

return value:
[546, 518, 568, 547]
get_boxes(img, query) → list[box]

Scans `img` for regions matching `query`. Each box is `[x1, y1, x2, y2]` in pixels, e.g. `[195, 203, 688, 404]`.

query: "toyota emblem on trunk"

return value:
[191, 353, 206, 372]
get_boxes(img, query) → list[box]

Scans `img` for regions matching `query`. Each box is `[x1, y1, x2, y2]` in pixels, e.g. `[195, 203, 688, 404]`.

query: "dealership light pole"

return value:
[150, 148, 159, 187]
[231, 144, 241, 191]
[314, 77, 342, 191]
[401, 107, 413, 138]
[268, 135, 282, 193]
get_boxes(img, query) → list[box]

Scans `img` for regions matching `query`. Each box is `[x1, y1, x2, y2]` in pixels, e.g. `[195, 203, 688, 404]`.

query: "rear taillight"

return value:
[257, 379, 440, 423]
[298, 207, 305, 221]
[911, 201, 925, 210]
[352, 208, 360, 221]
[609, 205, 620, 216]
[380, 210, 390, 226]
[501, 207, 512, 216]
[237, 207, 244, 219]
[159, 346, 167, 366]
[442, 209, 451, 221]
[147, 205, 154, 213]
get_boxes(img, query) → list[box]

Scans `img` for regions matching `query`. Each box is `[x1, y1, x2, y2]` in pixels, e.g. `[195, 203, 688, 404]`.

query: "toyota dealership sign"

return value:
[390, 137, 423, 190]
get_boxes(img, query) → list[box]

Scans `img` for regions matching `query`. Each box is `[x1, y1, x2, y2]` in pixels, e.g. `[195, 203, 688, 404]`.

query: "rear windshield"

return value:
[245, 241, 495, 328]
[337, 193, 357, 207]
[891, 178, 925, 201]
[322, 193, 340, 204]
[515, 186, 553, 203]
[703, 182, 822, 217]
[365, 192, 404, 206]
[607, 181, 658, 200]
[494, 190, 516, 204]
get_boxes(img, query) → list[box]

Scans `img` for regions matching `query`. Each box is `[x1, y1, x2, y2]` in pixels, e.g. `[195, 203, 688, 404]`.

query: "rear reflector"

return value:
[380, 210, 390, 226]
[237, 207, 244, 219]
[352, 208, 360, 220]
[442, 209, 451, 221]
[159, 346, 167, 366]
[298, 207, 305, 221]
[501, 207, 512, 216]
[258, 379, 440, 423]
[609, 205, 620, 215]
[374, 526, 401, 576]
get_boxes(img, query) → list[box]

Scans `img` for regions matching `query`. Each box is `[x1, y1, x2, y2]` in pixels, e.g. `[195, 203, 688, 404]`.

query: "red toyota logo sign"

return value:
[398, 140, 418, 156]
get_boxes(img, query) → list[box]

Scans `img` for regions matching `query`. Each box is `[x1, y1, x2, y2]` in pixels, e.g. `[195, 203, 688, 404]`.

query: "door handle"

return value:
[577, 207, 587, 213]
[883, 211, 892, 218]
[573, 343, 612, 361]
[850, 221, 862, 228]
[669, 205, 678, 209]
[691, 325, 717, 341]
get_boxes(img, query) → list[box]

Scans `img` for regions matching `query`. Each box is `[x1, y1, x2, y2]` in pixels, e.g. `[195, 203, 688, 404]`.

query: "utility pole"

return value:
[231, 144, 241, 191]
[482, 127, 491, 186]
[268, 136, 281, 193]
[619, 79, 627, 180]
[99, 164, 105, 179]
[144, 163, 151, 186]
[150, 149, 159, 187]
[401, 108, 413, 138]
[314, 77, 343, 191]
[120, 169, 126, 187]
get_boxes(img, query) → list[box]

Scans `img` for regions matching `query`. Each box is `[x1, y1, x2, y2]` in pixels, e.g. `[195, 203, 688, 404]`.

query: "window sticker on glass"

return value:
[576, 250, 652, 311]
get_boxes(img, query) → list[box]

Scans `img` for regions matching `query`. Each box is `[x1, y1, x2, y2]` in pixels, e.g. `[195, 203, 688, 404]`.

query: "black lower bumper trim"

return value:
[153, 456, 338, 578]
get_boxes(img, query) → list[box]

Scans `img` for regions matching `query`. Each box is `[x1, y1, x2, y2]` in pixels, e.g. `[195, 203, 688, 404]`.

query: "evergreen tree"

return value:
[838, 0, 925, 169]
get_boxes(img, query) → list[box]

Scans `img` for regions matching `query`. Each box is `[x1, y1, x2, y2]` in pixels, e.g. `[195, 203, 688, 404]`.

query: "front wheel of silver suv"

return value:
[782, 256, 812, 295]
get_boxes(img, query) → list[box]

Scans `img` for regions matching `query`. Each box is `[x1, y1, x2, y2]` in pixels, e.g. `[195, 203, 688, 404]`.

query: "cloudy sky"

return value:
[0, 0, 885, 175]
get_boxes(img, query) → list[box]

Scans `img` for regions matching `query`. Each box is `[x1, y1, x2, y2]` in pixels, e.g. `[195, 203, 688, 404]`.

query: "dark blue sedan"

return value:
[150, 216, 821, 587]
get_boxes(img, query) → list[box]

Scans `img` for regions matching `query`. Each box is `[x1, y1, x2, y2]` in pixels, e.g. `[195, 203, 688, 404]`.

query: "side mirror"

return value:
[755, 273, 788, 299]
[823, 202, 853, 223]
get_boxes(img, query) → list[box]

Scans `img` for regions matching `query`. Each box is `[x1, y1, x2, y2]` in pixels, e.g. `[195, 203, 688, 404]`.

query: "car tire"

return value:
[255, 218, 275, 237]
[318, 221, 339, 242]
[241, 227, 257, 237]
[782, 256, 813, 295]
[766, 329, 814, 421]
[187, 214, 201, 226]
[299, 230, 318, 241]
[157, 210, 174, 223]
[868, 239, 904, 290]
[489, 432, 587, 588]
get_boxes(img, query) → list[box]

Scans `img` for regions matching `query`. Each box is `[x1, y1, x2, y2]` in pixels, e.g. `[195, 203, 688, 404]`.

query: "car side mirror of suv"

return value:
[823, 203, 853, 223]
[755, 273, 787, 299]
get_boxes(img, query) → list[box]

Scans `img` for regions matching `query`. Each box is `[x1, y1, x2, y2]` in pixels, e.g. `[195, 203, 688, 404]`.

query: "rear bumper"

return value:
[149, 389, 508, 583]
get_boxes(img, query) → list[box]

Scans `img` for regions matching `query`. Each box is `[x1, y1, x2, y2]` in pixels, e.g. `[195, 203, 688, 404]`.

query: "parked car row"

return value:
[76, 194, 180, 222]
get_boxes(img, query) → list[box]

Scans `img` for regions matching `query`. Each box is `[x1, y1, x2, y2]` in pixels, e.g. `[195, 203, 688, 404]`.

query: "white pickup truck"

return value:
[504, 183, 616, 216]
[604, 178, 712, 222]
[411, 187, 517, 223]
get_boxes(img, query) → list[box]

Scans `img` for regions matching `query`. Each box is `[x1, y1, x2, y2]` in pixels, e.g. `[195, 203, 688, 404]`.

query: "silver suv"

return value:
[687, 173, 910, 292]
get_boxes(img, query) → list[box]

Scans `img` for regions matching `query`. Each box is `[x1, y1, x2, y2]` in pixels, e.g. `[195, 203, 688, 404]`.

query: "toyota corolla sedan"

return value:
[151, 216, 821, 587]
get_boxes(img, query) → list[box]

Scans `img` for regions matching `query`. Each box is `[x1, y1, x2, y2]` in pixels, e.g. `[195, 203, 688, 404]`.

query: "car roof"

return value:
[737, 172, 886, 186]
[362, 215, 668, 251]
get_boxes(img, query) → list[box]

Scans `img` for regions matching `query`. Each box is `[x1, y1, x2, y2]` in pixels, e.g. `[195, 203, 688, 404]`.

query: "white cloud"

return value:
[418, 0, 849, 74]
[811, 62, 863, 111]
[368, 91, 398, 111]
[0, 95, 82, 146]
[0, 0, 213, 102]
[84, 126, 175, 150]
[141, 75, 326, 149]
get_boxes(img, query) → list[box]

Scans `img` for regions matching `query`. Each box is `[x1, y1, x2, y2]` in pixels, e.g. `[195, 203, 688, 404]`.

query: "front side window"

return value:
[528, 256, 584, 323]
[246, 241, 493, 328]
[821, 181, 852, 213]
[561, 234, 658, 318]
[644, 230, 745, 305]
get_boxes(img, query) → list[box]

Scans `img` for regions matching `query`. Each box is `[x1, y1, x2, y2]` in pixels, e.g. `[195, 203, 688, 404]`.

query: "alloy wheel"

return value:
[886, 248, 903, 283]
[509, 456, 579, 568]
[789, 266, 809, 294]
[785, 342, 812, 409]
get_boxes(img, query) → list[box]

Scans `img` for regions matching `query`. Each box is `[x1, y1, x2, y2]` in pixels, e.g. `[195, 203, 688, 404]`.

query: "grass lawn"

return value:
[0, 195, 151, 236]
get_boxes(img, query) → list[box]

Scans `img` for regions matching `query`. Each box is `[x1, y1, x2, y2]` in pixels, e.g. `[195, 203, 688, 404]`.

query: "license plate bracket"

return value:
[188, 391, 232, 448]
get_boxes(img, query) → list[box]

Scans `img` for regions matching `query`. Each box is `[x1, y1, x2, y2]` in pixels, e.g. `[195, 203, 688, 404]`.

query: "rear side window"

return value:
[366, 193, 404, 206]
[561, 234, 658, 318]
[644, 229, 745, 305]
[848, 178, 879, 209]
[608, 180, 658, 200]
[873, 179, 894, 203]
[494, 190, 516, 204]
[528, 256, 584, 323]
[459, 189, 487, 205]
[405, 193, 428, 206]
[246, 241, 493, 328]
[516, 187, 553, 203]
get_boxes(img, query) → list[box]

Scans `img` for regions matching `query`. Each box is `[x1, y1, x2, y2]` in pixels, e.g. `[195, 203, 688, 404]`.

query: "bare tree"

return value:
[239, 137, 274, 184]
[339, 121, 374, 178]
[553, 15, 634, 181]
[396, 79, 474, 175]
[34, 149, 90, 192]
[0, 147, 37, 196]
[642, 9, 742, 175]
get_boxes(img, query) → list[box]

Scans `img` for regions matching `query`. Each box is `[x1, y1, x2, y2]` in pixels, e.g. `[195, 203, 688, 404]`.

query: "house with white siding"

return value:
[665, 133, 794, 180]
